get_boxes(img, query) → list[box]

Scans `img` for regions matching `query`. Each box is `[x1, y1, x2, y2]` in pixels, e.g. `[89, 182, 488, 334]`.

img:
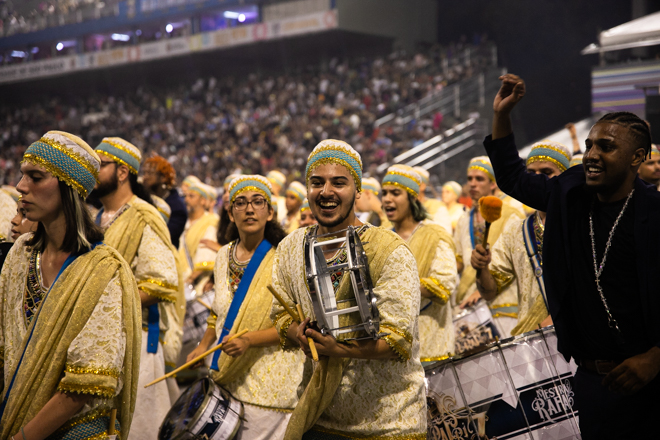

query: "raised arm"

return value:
[486, 74, 553, 212]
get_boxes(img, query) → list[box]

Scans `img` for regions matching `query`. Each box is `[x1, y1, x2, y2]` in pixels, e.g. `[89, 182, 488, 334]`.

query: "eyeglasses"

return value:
[233, 197, 268, 211]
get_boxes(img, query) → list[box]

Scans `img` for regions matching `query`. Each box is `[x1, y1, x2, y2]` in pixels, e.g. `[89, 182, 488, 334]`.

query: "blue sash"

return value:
[469, 208, 477, 248]
[0, 243, 99, 418]
[522, 215, 549, 310]
[210, 239, 272, 371]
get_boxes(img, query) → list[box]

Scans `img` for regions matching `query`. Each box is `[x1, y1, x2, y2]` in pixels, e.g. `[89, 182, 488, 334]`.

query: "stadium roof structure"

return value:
[582, 11, 660, 55]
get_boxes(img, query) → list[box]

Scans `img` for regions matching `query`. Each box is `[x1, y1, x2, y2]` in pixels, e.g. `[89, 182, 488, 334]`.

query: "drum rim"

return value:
[424, 325, 556, 373]
[160, 377, 217, 439]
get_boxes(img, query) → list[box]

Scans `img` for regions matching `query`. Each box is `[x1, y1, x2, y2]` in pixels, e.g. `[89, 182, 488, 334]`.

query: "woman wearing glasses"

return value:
[186, 175, 306, 440]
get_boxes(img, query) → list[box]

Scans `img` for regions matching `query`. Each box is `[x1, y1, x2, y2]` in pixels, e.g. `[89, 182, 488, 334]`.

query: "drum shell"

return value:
[425, 327, 581, 440]
[452, 300, 500, 355]
[159, 378, 243, 440]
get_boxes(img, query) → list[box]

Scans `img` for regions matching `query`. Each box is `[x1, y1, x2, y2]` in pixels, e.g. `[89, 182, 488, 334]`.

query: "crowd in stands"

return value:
[0, 38, 495, 188]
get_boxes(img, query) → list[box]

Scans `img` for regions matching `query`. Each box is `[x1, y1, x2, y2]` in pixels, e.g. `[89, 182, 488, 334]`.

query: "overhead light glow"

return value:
[238, 14, 246, 22]
[136, 29, 142, 36]
[11, 51, 26, 58]
[56, 42, 64, 51]
[166, 23, 173, 33]
[111, 33, 130, 42]
[31, 47, 39, 54]
[223, 11, 240, 19]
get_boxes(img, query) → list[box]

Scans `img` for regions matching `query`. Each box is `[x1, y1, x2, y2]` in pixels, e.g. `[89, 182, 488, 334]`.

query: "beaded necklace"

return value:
[227, 241, 249, 294]
[322, 225, 369, 292]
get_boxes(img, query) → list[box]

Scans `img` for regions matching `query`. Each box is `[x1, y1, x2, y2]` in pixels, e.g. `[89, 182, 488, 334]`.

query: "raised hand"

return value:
[493, 74, 525, 114]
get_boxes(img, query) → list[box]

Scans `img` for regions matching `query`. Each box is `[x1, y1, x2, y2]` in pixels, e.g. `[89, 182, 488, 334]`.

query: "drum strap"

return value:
[182, 231, 194, 271]
[522, 215, 549, 310]
[210, 239, 273, 371]
[146, 304, 160, 354]
[469, 207, 477, 248]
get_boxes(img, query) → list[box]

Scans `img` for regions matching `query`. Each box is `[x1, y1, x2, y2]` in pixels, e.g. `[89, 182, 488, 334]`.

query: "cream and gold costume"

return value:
[454, 204, 524, 337]
[208, 241, 306, 439]
[422, 197, 443, 218]
[432, 202, 466, 234]
[99, 195, 183, 440]
[408, 220, 457, 362]
[488, 214, 549, 336]
[271, 226, 426, 440]
[0, 188, 17, 242]
[179, 211, 219, 285]
[0, 234, 141, 439]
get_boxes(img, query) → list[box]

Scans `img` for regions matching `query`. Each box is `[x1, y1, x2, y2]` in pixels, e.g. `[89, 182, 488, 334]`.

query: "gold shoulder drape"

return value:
[0, 245, 141, 439]
[283, 227, 407, 440]
[211, 248, 276, 384]
[179, 212, 219, 271]
[456, 204, 524, 303]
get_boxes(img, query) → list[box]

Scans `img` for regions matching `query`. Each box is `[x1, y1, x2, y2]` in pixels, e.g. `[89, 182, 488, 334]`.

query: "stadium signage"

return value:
[0, 10, 337, 85]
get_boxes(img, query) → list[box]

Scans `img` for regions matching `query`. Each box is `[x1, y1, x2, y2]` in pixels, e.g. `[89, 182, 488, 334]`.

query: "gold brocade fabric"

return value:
[179, 211, 219, 274]
[454, 203, 524, 304]
[0, 235, 141, 439]
[271, 226, 427, 439]
[210, 244, 305, 410]
[489, 216, 550, 336]
[102, 196, 185, 366]
[407, 221, 457, 361]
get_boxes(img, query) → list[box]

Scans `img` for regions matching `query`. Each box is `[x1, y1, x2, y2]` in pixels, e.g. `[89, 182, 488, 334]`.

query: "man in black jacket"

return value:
[483, 73, 660, 438]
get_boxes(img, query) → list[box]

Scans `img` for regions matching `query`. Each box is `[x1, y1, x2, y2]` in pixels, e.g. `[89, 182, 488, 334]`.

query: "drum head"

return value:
[159, 378, 211, 440]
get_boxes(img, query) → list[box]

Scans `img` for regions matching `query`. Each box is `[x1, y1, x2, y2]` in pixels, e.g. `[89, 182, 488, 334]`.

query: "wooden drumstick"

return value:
[296, 303, 319, 362]
[267, 285, 300, 322]
[196, 297, 213, 311]
[144, 328, 249, 388]
[108, 408, 117, 435]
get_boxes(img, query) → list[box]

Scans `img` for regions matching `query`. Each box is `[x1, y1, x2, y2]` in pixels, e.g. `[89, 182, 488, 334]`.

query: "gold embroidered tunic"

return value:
[270, 226, 427, 439]
[207, 242, 305, 411]
[408, 220, 457, 361]
[488, 215, 549, 335]
[179, 211, 219, 277]
[0, 234, 141, 438]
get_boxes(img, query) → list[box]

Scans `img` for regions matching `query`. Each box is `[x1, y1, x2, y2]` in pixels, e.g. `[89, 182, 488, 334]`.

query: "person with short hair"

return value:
[0, 131, 140, 440]
[432, 181, 465, 233]
[298, 198, 317, 228]
[354, 177, 389, 227]
[142, 155, 188, 248]
[282, 181, 307, 233]
[93, 137, 185, 440]
[267, 170, 288, 223]
[638, 145, 660, 188]
[485, 73, 660, 438]
[271, 140, 426, 440]
[467, 140, 572, 335]
[382, 165, 457, 362]
[454, 156, 524, 337]
[10, 200, 37, 242]
[0, 184, 17, 242]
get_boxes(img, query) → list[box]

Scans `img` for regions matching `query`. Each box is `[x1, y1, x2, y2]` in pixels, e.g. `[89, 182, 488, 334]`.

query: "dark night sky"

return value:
[436, 0, 648, 145]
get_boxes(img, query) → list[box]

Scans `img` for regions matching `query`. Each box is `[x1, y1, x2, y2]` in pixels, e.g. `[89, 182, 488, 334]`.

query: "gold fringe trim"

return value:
[526, 155, 567, 173]
[141, 277, 178, 291]
[384, 170, 422, 186]
[489, 303, 518, 309]
[100, 138, 141, 161]
[467, 165, 494, 181]
[420, 354, 451, 363]
[96, 150, 137, 175]
[455, 254, 463, 264]
[306, 157, 362, 192]
[22, 154, 88, 197]
[194, 261, 215, 271]
[381, 333, 410, 362]
[37, 136, 99, 177]
[65, 364, 120, 378]
[279, 316, 295, 350]
[57, 382, 115, 398]
[139, 285, 177, 303]
[489, 270, 514, 294]
[310, 425, 426, 440]
[230, 185, 271, 204]
[380, 324, 413, 344]
[420, 278, 449, 305]
[493, 312, 519, 319]
[381, 181, 418, 197]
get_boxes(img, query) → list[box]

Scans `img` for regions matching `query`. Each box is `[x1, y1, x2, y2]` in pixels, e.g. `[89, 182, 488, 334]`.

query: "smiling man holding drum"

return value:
[270, 140, 427, 440]
[187, 175, 306, 440]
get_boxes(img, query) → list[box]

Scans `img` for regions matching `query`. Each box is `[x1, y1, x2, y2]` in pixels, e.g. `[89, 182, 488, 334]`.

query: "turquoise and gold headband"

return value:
[300, 198, 311, 212]
[468, 156, 495, 181]
[306, 139, 363, 192]
[95, 137, 142, 175]
[188, 182, 211, 200]
[651, 145, 660, 157]
[229, 175, 273, 204]
[443, 181, 462, 198]
[569, 154, 583, 168]
[152, 195, 171, 223]
[23, 130, 100, 198]
[526, 140, 571, 172]
[267, 170, 286, 188]
[361, 177, 381, 195]
[286, 181, 307, 202]
[413, 166, 430, 185]
[382, 164, 422, 197]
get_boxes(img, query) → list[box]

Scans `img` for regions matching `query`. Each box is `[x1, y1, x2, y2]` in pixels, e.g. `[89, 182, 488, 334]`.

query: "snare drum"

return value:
[159, 378, 243, 440]
[183, 288, 215, 346]
[453, 300, 500, 355]
[425, 327, 580, 440]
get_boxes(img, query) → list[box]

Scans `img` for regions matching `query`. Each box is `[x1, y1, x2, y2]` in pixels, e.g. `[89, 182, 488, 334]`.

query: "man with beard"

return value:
[484, 73, 660, 438]
[454, 156, 523, 337]
[142, 155, 187, 248]
[270, 140, 426, 440]
[93, 137, 184, 440]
